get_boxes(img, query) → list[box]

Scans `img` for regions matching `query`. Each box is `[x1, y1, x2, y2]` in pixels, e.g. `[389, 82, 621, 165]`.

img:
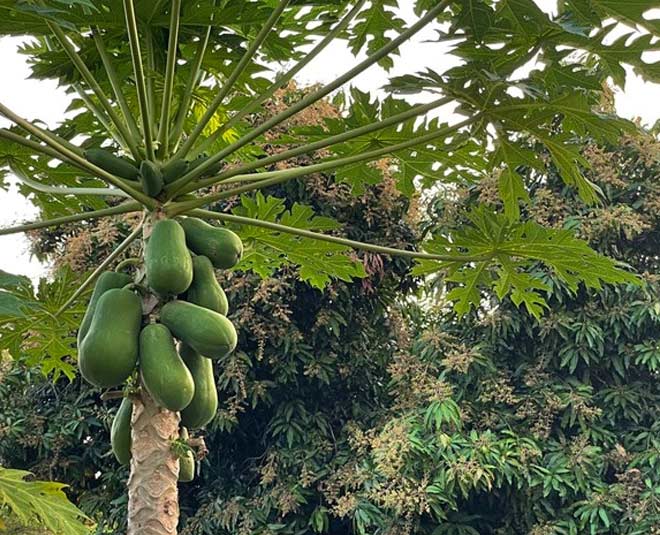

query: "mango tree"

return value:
[0, 1, 656, 533]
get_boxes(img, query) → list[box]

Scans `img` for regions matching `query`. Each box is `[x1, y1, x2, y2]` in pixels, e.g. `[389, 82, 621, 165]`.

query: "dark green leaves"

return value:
[414, 208, 638, 317]
[229, 193, 366, 289]
[0, 268, 86, 380]
[350, 0, 406, 70]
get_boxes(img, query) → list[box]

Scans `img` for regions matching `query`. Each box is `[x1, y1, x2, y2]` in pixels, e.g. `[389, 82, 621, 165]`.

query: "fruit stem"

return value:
[123, 0, 156, 160]
[0, 202, 142, 237]
[115, 257, 143, 273]
[190, 0, 369, 158]
[188, 209, 492, 263]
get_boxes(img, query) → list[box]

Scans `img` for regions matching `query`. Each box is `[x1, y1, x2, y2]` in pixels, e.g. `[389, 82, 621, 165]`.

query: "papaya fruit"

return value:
[179, 217, 243, 270]
[160, 301, 237, 359]
[78, 288, 142, 388]
[139, 160, 164, 196]
[161, 159, 189, 184]
[178, 427, 195, 482]
[78, 271, 132, 348]
[84, 148, 140, 180]
[185, 255, 229, 315]
[139, 324, 195, 411]
[180, 344, 218, 429]
[145, 219, 193, 295]
[111, 397, 132, 465]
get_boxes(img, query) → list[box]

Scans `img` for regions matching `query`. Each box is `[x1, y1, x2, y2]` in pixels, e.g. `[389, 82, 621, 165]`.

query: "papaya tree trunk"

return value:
[127, 211, 180, 535]
[127, 388, 180, 535]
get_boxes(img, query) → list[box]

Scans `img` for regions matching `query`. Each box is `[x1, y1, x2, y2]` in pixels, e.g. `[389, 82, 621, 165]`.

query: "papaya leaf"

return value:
[0, 466, 91, 535]
[229, 193, 366, 289]
[413, 208, 638, 317]
[349, 1, 406, 70]
[0, 268, 86, 380]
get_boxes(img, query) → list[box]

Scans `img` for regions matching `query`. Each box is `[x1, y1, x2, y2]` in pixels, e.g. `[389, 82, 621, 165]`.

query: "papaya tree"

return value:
[0, 1, 657, 533]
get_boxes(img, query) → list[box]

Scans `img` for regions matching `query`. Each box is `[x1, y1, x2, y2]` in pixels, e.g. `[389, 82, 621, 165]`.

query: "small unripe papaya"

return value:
[145, 219, 193, 295]
[84, 148, 140, 180]
[139, 324, 195, 411]
[111, 397, 132, 465]
[178, 427, 195, 482]
[161, 159, 189, 184]
[180, 344, 218, 429]
[139, 160, 164, 196]
[180, 217, 243, 270]
[185, 255, 229, 315]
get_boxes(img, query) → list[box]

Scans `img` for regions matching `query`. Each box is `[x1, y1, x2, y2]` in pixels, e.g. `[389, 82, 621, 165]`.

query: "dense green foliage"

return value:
[1, 1, 659, 531]
[4, 121, 659, 534]
[331, 132, 660, 535]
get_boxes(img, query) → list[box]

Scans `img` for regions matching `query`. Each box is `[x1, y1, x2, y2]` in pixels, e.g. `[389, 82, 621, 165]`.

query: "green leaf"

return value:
[0, 466, 91, 535]
[498, 169, 529, 221]
[452, 0, 494, 41]
[229, 193, 366, 289]
[414, 208, 638, 316]
[349, 1, 406, 70]
[0, 268, 86, 381]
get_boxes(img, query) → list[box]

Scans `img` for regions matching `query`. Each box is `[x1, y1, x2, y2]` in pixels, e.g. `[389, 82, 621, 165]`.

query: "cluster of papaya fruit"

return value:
[84, 148, 221, 196]
[76, 209, 243, 483]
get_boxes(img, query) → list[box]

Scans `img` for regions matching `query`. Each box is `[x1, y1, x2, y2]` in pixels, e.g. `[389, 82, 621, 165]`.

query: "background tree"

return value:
[0, 1, 658, 533]
[321, 129, 659, 535]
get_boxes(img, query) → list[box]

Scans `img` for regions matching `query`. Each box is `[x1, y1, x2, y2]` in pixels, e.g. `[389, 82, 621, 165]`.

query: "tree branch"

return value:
[156, 0, 182, 155]
[170, 21, 213, 152]
[11, 166, 131, 198]
[123, 0, 155, 160]
[71, 82, 132, 153]
[187, 209, 489, 263]
[46, 22, 141, 159]
[192, 0, 368, 157]
[169, 116, 476, 210]
[55, 215, 145, 316]
[0, 128, 84, 169]
[0, 102, 156, 207]
[0, 201, 142, 236]
[175, 0, 292, 158]
[92, 28, 143, 145]
[183, 96, 451, 191]
[144, 27, 158, 137]
[166, 0, 451, 196]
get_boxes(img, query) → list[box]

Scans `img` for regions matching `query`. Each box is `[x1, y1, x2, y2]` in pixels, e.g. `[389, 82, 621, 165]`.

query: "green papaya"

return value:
[84, 148, 140, 180]
[78, 271, 132, 348]
[179, 217, 243, 270]
[185, 255, 229, 315]
[161, 301, 237, 359]
[111, 397, 132, 465]
[139, 160, 164, 196]
[79, 288, 142, 388]
[180, 344, 218, 429]
[161, 159, 189, 184]
[145, 219, 193, 295]
[139, 324, 195, 411]
[178, 427, 195, 482]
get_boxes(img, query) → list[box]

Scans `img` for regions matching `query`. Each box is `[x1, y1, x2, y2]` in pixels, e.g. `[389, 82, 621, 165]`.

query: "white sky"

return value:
[1, 2, 659, 281]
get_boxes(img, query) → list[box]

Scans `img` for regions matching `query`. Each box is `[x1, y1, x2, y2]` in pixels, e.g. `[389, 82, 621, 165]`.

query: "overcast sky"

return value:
[1, 2, 659, 281]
